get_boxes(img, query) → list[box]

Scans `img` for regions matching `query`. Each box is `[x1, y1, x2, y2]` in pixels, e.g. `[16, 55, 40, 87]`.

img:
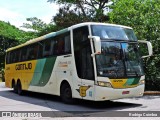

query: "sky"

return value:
[0, 0, 59, 30]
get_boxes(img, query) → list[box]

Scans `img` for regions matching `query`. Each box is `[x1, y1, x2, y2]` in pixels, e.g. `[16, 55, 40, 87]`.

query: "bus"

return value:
[5, 22, 153, 103]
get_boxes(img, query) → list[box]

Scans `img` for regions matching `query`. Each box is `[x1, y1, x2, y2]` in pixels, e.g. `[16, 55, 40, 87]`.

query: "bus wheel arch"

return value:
[17, 79, 23, 95]
[60, 80, 74, 104]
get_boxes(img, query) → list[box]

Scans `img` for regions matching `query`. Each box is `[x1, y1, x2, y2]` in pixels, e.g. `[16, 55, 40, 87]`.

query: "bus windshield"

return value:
[95, 42, 144, 78]
[92, 25, 137, 41]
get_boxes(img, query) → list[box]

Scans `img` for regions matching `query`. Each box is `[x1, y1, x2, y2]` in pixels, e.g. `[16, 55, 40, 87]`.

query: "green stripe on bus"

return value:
[30, 59, 46, 86]
[131, 78, 140, 85]
[124, 78, 140, 86]
[38, 57, 56, 86]
[30, 57, 56, 86]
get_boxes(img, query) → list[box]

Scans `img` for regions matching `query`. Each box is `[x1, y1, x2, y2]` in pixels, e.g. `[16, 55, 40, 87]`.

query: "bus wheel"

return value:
[17, 81, 23, 95]
[60, 83, 74, 104]
[12, 80, 17, 93]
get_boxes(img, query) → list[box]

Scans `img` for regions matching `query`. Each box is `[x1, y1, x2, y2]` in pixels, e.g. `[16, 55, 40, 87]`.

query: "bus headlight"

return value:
[97, 81, 112, 88]
[139, 80, 145, 85]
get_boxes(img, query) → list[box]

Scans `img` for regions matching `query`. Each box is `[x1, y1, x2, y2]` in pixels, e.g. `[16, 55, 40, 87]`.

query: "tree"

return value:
[48, 0, 111, 27]
[0, 20, 36, 71]
[109, 0, 160, 90]
[48, 0, 111, 16]
[22, 17, 58, 36]
[53, 6, 94, 28]
[22, 17, 47, 32]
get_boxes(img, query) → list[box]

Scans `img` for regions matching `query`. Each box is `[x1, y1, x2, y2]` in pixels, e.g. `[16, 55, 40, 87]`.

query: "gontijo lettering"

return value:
[15, 63, 32, 70]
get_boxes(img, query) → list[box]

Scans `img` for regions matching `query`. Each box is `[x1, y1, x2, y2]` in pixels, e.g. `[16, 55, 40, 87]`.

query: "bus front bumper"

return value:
[94, 84, 144, 101]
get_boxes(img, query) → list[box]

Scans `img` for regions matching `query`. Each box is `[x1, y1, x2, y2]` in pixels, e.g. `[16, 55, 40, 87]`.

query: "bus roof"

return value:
[69, 22, 133, 30]
[6, 28, 68, 52]
[6, 22, 133, 52]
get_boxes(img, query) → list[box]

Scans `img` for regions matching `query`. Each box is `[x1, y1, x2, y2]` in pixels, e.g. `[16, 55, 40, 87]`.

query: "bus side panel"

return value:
[5, 60, 37, 89]
[21, 60, 38, 90]
[27, 55, 77, 97]
[55, 55, 74, 96]
[27, 57, 58, 94]
[5, 64, 12, 88]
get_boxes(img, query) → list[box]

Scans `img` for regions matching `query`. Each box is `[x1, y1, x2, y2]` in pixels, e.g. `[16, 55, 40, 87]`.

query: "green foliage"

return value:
[109, 0, 160, 90]
[0, 21, 21, 42]
[22, 17, 58, 36]
[0, 68, 5, 82]
[109, 0, 160, 40]
[0, 21, 36, 43]
[22, 17, 47, 32]
[53, 6, 94, 28]
[0, 20, 36, 72]
[48, 0, 110, 28]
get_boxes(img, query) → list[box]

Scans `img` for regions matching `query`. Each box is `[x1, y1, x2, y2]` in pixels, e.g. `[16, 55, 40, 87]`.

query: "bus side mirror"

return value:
[93, 36, 101, 54]
[138, 40, 153, 58]
[89, 36, 101, 57]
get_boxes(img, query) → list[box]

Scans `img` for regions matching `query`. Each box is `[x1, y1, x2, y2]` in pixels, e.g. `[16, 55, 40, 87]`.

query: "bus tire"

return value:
[17, 80, 23, 95]
[60, 83, 74, 104]
[12, 80, 17, 93]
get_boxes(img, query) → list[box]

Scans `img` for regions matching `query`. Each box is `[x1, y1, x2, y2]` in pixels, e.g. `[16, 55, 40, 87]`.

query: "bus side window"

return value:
[38, 42, 43, 59]
[6, 52, 10, 64]
[64, 34, 71, 54]
[33, 44, 39, 59]
[52, 40, 57, 55]
[12, 50, 20, 63]
[27, 44, 39, 60]
[11, 52, 16, 63]
[57, 39, 64, 54]
[53, 32, 71, 55]
[43, 39, 52, 57]
[9, 52, 13, 63]
[21, 47, 28, 61]
[26, 46, 32, 60]
[16, 50, 21, 62]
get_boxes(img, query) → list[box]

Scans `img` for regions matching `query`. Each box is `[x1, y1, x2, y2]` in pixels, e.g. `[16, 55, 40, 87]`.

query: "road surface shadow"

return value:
[1, 90, 141, 107]
[0, 86, 143, 117]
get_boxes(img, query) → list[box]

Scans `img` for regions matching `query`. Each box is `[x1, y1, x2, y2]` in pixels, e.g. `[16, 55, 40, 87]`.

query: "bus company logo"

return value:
[2, 112, 11, 117]
[58, 61, 71, 67]
[15, 63, 32, 70]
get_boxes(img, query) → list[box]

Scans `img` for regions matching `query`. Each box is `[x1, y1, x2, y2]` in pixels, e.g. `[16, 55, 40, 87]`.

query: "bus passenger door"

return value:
[74, 45, 95, 100]
[80, 46, 95, 100]
[73, 25, 95, 100]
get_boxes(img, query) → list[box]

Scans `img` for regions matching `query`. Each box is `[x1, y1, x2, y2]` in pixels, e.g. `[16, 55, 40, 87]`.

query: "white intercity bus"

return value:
[5, 22, 153, 103]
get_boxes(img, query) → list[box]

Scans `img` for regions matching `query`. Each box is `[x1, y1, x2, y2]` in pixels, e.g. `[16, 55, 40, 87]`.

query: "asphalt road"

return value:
[0, 82, 160, 120]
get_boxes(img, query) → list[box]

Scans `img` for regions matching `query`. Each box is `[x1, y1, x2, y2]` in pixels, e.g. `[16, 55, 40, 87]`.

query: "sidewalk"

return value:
[144, 91, 160, 95]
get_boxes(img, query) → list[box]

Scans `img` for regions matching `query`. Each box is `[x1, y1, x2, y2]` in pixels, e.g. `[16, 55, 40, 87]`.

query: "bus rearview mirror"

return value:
[92, 36, 101, 55]
[88, 36, 101, 57]
[138, 40, 153, 58]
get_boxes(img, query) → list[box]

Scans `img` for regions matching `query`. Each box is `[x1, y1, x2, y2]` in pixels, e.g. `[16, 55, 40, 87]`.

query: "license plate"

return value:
[122, 91, 130, 94]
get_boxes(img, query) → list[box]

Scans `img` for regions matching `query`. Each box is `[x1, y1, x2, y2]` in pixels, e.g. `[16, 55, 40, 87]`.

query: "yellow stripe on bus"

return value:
[5, 60, 37, 90]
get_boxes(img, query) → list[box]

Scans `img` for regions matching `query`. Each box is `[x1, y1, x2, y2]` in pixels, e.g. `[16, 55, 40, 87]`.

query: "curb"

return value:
[144, 91, 160, 95]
